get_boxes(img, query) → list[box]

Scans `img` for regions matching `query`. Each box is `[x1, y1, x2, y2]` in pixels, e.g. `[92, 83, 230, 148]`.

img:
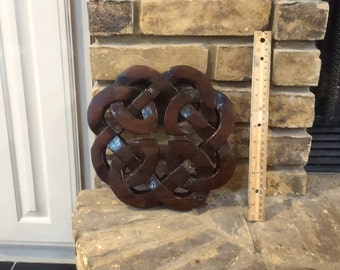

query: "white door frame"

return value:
[71, 0, 95, 190]
[0, 0, 90, 263]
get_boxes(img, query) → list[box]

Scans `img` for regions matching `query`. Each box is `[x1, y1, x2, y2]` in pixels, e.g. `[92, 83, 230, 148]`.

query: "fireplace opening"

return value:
[306, 0, 340, 172]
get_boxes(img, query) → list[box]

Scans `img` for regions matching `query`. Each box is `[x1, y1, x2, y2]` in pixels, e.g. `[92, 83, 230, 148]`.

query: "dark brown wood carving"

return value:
[88, 65, 235, 210]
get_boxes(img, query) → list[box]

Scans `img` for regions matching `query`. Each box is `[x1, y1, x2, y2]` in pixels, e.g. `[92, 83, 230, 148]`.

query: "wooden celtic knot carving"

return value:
[88, 65, 235, 211]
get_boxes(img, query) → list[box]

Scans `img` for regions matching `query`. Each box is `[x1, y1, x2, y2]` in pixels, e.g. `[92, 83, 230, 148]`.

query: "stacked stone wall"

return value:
[87, 0, 329, 195]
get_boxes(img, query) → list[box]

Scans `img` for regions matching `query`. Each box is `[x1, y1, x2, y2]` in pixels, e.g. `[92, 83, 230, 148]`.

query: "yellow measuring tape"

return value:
[248, 31, 272, 222]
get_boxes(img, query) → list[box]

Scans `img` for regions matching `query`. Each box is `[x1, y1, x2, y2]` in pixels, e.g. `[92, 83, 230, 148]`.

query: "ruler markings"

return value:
[248, 31, 272, 222]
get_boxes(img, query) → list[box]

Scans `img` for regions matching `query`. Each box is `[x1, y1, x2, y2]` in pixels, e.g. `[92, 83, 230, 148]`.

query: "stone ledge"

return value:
[73, 183, 340, 269]
[73, 188, 252, 270]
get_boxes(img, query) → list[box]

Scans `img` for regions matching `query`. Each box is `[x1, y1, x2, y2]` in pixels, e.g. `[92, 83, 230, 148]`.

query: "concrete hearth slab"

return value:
[73, 174, 340, 270]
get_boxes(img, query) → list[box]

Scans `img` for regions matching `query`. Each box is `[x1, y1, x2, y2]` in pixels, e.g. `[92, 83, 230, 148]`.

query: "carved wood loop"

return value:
[88, 65, 236, 210]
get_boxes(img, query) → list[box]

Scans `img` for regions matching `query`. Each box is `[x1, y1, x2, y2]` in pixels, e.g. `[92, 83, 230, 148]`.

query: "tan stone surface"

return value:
[216, 85, 315, 128]
[139, 0, 271, 36]
[266, 167, 307, 195]
[87, 0, 134, 35]
[273, 0, 329, 40]
[227, 163, 307, 196]
[268, 129, 312, 166]
[90, 44, 208, 80]
[250, 187, 340, 267]
[229, 127, 312, 166]
[249, 197, 311, 265]
[76, 254, 87, 270]
[269, 90, 315, 128]
[73, 177, 340, 269]
[272, 47, 321, 86]
[76, 188, 120, 210]
[215, 86, 250, 123]
[211, 44, 253, 81]
[74, 191, 243, 270]
[291, 197, 340, 262]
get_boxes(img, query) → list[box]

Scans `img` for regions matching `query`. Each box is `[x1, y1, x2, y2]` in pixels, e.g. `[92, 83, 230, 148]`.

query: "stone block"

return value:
[139, 0, 271, 36]
[211, 44, 253, 81]
[90, 44, 208, 80]
[223, 162, 307, 195]
[266, 167, 307, 195]
[229, 127, 312, 166]
[273, 0, 329, 40]
[269, 89, 315, 128]
[215, 85, 315, 128]
[272, 46, 321, 86]
[267, 129, 312, 166]
[87, 0, 134, 35]
[216, 87, 250, 123]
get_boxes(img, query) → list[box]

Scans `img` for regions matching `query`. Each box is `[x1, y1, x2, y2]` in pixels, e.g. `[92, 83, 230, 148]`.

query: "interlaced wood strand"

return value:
[88, 65, 236, 210]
